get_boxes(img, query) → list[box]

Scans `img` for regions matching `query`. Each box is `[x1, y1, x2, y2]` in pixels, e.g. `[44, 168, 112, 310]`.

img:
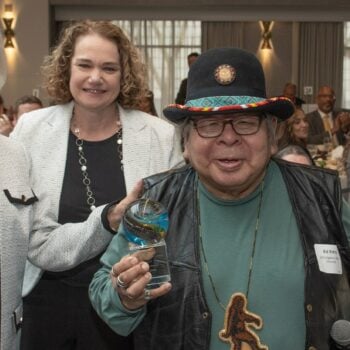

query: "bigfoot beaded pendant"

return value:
[219, 293, 268, 350]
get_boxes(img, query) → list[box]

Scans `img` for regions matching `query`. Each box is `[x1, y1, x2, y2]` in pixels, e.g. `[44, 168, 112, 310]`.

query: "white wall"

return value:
[1, 0, 49, 106]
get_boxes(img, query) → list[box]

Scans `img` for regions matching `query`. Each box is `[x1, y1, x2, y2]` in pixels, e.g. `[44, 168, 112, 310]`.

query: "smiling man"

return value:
[90, 48, 350, 350]
[306, 85, 344, 145]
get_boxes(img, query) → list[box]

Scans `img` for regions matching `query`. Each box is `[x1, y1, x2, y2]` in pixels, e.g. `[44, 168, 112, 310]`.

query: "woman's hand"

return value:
[110, 248, 172, 310]
[107, 180, 144, 231]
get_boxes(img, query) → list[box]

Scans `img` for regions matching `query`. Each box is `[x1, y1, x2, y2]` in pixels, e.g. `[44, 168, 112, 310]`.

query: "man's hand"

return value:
[110, 249, 172, 310]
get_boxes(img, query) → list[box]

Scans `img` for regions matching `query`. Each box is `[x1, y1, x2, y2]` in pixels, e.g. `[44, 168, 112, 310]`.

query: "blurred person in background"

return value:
[306, 85, 346, 145]
[138, 89, 158, 116]
[278, 109, 309, 149]
[13, 95, 43, 126]
[0, 94, 13, 136]
[335, 110, 350, 140]
[277, 109, 314, 164]
[0, 95, 43, 136]
[12, 20, 183, 350]
[175, 52, 199, 105]
[282, 82, 305, 109]
[275, 144, 313, 165]
[0, 94, 5, 113]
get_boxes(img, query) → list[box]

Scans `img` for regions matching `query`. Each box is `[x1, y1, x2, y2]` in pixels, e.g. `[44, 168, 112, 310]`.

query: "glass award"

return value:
[122, 198, 171, 289]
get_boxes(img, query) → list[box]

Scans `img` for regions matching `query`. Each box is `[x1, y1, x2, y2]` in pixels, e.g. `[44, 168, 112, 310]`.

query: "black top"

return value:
[59, 131, 126, 223]
[43, 131, 126, 286]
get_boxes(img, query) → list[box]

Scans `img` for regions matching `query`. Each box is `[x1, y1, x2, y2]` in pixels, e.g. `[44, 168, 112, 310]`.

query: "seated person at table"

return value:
[282, 82, 305, 109]
[307, 86, 345, 145]
[278, 109, 308, 148]
[335, 110, 350, 141]
[13, 95, 43, 125]
[275, 145, 313, 165]
[277, 109, 314, 163]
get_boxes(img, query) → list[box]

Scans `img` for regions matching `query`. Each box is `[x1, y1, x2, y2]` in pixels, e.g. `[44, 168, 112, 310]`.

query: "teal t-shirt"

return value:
[90, 161, 350, 347]
[198, 161, 350, 350]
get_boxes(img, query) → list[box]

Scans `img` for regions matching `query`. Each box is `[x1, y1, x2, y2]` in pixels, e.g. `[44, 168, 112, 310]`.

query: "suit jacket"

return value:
[0, 136, 35, 350]
[11, 101, 184, 295]
[306, 109, 345, 145]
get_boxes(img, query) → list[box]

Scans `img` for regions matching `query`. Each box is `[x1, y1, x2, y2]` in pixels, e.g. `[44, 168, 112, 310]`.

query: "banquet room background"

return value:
[1, 0, 350, 117]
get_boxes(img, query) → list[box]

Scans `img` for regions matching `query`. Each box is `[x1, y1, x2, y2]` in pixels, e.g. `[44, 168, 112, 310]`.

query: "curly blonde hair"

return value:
[42, 20, 149, 109]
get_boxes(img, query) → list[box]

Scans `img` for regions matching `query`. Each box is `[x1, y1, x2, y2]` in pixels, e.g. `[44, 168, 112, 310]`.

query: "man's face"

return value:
[13, 102, 42, 126]
[316, 87, 335, 113]
[184, 113, 275, 200]
[17, 103, 42, 117]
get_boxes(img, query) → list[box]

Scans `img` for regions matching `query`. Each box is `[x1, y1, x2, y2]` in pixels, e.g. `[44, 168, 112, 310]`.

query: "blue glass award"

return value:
[122, 199, 171, 289]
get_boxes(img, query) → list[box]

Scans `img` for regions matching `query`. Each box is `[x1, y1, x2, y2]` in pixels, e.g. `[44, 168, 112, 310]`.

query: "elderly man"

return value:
[307, 85, 345, 145]
[89, 48, 350, 350]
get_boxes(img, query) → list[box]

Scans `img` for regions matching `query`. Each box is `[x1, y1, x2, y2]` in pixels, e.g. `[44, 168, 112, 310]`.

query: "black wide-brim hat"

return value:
[163, 48, 295, 123]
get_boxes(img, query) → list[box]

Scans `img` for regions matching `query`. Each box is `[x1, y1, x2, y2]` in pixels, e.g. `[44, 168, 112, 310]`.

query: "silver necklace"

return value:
[73, 121, 123, 211]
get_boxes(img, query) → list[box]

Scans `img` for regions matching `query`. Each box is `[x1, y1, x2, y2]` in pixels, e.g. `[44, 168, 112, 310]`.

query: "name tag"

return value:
[314, 244, 342, 274]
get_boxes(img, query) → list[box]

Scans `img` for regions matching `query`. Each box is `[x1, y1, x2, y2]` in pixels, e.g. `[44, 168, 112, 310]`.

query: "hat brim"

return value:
[163, 97, 295, 124]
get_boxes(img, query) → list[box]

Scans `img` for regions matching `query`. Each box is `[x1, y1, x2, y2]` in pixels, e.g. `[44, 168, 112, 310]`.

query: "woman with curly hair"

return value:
[12, 20, 183, 350]
[277, 109, 309, 148]
[276, 108, 314, 164]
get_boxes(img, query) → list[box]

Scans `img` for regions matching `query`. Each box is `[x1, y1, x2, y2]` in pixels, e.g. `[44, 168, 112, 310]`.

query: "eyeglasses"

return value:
[192, 115, 263, 138]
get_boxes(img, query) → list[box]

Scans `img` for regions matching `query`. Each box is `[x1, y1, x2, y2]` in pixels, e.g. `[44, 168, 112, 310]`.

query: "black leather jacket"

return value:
[133, 160, 350, 350]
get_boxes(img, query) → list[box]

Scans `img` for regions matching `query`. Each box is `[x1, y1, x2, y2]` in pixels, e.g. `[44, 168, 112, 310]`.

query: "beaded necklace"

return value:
[198, 179, 268, 349]
[72, 119, 123, 211]
[198, 179, 265, 308]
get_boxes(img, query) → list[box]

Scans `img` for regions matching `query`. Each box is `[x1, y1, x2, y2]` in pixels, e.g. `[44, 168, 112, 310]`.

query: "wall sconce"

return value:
[3, 4, 15, 48]
[260, 21, 273, 50]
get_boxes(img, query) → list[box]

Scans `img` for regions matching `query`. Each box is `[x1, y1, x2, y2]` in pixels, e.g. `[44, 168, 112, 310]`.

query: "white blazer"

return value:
[0, 135, 35, 350]
[11, 102, 183, 294]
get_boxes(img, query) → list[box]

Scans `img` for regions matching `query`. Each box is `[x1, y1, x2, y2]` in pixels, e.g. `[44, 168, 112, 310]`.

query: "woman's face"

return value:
[291, 112, 309, 141]
[69, 33, 121, 113]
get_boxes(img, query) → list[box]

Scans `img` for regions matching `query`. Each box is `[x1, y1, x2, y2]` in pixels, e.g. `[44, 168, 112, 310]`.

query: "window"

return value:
[343, 22, 350, 109]
[112, 20, 201, 117]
